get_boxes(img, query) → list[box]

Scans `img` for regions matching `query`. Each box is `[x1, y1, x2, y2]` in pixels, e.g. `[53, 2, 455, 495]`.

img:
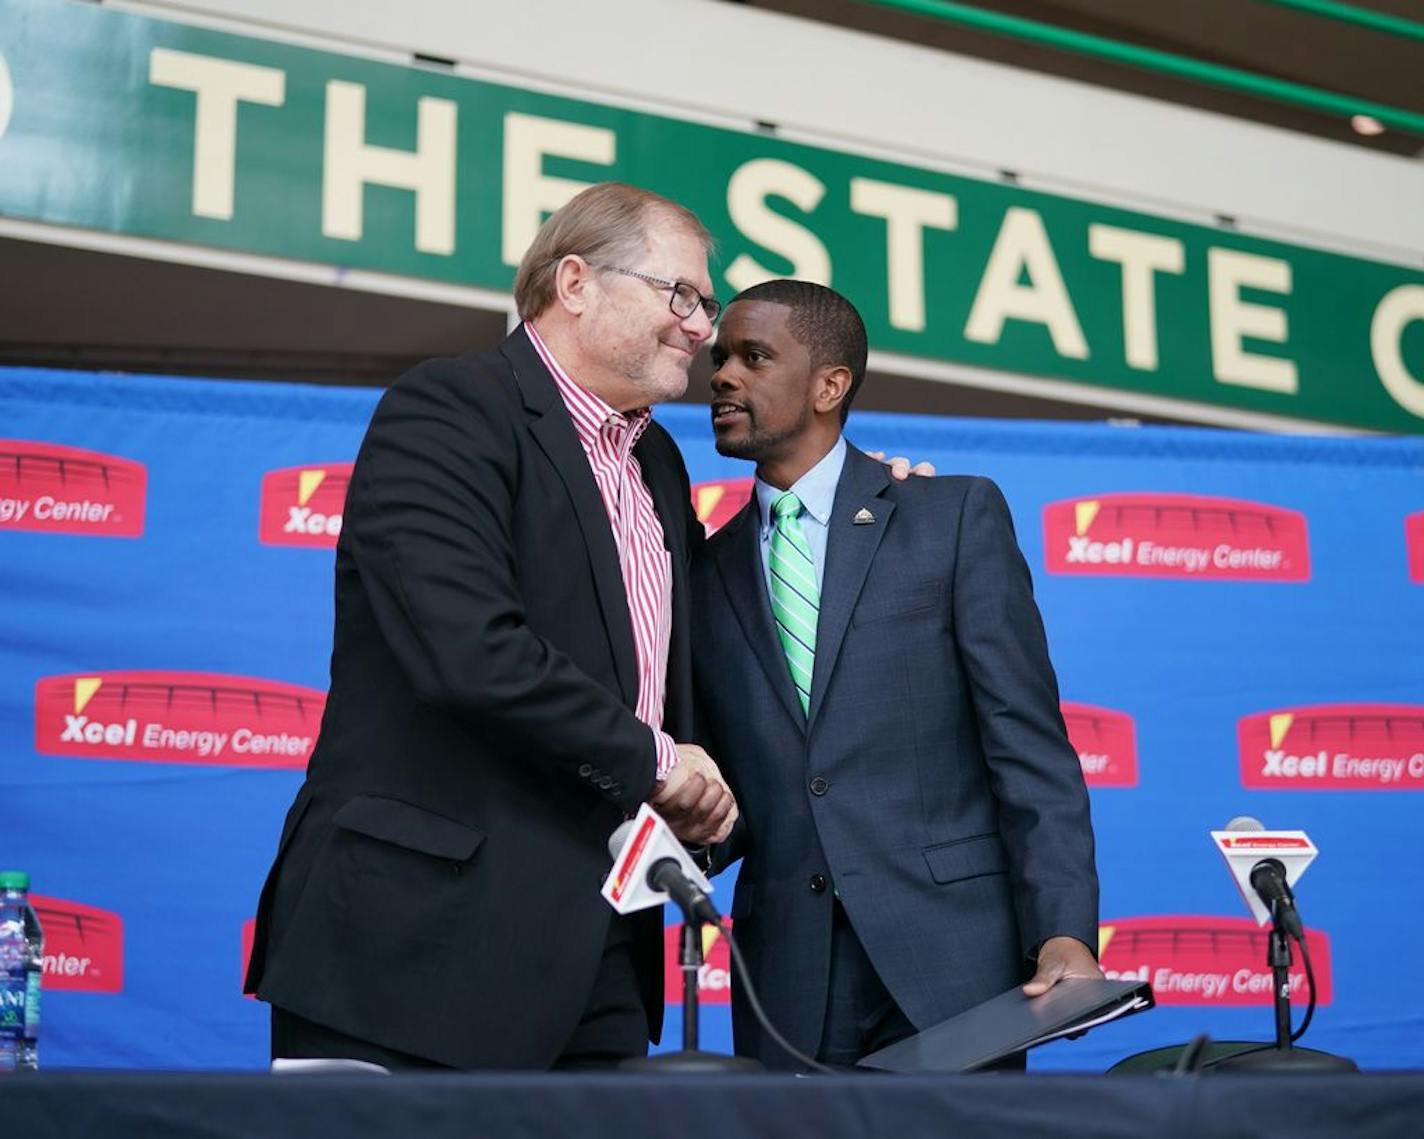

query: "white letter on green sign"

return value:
[501, 113, 616, 267]
[149, 48, 286, 222]
[849, 178, 957, 333]
[323, 80, 457, 256]
[965, 207, 1089, 360]
[1208, 248, 1297, 394]
[725, 159, 831, 292]
[1088, 224, 1185, 373]
[1371, 284, 1424, 419]
[0, 51, 12, 143]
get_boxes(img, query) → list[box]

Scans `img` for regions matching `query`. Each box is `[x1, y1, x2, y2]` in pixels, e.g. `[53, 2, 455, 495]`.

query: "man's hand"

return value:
[651, 744, 738, 845]
[865, 450, 936, 480]
[1022, 936, 1104, 997]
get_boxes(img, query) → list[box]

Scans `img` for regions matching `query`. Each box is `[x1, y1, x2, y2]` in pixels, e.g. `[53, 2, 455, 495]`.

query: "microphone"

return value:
[1213, 816, 1313, 941]
[604, 806, 721, 924]
[1249, 860, 1303, 941]
[646, 856, 721, 926]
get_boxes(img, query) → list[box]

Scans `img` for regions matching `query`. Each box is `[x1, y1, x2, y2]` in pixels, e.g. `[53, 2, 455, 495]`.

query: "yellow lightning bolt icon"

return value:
[1075, 500, 1100, 537]
[297, 470, 327, 507]
[695, 485, 725, 524]
[1097, 925, 1115, 958]
[74, 677, 102, 714]
[1269, 714, 1294, 750]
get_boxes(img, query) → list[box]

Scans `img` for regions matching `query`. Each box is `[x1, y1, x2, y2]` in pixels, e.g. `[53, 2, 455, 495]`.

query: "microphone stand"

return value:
[679, 921, 703, 1052]
[620, 912, 761, 1073]
[1213, 898, 1355, 1073]
[1268, 917, 1293, 1054]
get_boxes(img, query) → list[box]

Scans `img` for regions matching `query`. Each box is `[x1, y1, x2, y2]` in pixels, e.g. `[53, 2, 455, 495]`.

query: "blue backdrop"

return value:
[2, 365, 1421, 1071]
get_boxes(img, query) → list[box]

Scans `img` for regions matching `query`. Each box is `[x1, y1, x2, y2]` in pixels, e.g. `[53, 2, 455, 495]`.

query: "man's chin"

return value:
[712, 429, 758, 460]
[642, 369, 689, 405]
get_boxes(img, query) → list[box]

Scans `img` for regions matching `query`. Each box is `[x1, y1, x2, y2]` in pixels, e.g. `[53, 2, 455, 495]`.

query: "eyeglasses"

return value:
[597, 265, 721, 323]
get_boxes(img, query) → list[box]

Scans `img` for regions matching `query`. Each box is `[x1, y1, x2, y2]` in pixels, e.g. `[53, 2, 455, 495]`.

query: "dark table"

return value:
[3, 1070, 1422, 1138]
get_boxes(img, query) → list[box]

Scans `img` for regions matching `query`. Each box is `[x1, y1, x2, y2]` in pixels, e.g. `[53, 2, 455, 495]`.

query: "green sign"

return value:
[2, 0, 1423, 432]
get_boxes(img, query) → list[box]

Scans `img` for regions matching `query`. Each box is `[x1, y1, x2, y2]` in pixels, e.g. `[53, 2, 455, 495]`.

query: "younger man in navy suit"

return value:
[693, 280, 1101, 1069]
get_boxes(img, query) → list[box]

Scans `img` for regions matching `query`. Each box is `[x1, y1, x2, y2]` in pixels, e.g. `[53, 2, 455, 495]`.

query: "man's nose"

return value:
[681, 305, 715, 345]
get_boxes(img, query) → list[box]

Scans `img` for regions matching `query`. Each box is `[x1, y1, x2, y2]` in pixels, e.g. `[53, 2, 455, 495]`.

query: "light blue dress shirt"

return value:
[754, 436, 847, 598]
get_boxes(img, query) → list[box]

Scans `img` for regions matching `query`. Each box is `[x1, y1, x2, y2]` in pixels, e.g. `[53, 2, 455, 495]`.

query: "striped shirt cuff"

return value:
[653, 730, 679, 784]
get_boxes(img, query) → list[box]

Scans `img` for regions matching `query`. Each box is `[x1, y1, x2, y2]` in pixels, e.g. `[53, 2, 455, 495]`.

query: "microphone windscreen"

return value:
[1224, 815, 1265, 832]
[608, 819, 637, 862]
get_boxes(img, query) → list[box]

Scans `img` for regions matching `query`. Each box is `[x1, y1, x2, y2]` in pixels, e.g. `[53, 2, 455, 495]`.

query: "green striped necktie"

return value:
[769, 492, 820, 716]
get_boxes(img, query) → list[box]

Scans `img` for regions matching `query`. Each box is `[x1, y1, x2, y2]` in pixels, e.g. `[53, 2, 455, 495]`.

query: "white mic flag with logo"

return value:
[1211, 817, 1317, 926]
[603, 803, 715, 916]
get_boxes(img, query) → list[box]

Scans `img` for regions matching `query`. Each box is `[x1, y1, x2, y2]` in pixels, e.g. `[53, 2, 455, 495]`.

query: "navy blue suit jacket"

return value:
[692, 444, 1098, 1068]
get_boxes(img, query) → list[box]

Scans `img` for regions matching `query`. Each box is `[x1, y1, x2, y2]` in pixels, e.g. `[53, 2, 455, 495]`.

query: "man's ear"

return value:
[554, 255, 594, 315]
[815, 364, 853, 418]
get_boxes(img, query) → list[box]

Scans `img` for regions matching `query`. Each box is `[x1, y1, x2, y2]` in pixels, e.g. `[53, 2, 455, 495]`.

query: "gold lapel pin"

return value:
[852, 507, 876, 526]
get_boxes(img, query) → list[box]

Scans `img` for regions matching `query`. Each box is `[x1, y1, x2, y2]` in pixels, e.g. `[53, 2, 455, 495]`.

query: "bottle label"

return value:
[23, 967, 40, 1035]
[0, 970, 23, 1038]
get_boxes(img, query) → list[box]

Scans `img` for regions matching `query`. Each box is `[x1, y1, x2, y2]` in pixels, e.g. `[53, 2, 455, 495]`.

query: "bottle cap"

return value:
[0, 871, 30, 890]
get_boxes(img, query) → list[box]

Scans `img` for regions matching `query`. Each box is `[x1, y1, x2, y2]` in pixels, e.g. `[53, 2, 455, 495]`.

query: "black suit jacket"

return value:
[245, 326, 702, 1069]
[693, 446, 1098, 1068]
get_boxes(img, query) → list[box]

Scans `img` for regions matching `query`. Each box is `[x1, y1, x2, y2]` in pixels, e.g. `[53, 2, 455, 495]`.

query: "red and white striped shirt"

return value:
[526, 323, 678, 781]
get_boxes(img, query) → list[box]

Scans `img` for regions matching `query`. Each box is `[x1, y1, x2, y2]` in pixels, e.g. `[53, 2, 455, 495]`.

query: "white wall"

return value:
[115, 0, 1424, 268]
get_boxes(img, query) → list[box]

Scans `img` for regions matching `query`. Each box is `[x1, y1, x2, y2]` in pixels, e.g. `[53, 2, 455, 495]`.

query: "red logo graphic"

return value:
[664, 921, 733, 1005]
[30, 896, 124, 993]
[608, 816, 658, 905]
[35, 671, 326, 768]
[259, 464, 353, 547]
[1061, 702, 1139, 787]
[1043, 493, 1309, 581]
[241, 918, 256, 996]
[1098, 916, 1331, 1006]
[1218, 836, 1312, 850]
[0, 440, 146, 537]
[690, 478, 754, 537]
[1239, 704, 1424, 790]
[1408, 512, 1424, 584]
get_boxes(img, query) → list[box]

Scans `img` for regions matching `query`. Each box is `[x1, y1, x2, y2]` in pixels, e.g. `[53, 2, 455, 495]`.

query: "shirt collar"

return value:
[755, 436, 847, 537]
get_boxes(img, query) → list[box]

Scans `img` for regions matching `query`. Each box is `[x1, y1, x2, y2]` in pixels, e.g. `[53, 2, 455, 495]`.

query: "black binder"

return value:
[856, 977, 1155, 1073]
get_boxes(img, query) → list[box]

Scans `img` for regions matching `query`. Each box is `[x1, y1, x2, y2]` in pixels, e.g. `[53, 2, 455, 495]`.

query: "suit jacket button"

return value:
[809, 776, 829, 796]
[598, 775, 614, 790]
[578, 763, 594, 778]
[809, 873, 827, 894]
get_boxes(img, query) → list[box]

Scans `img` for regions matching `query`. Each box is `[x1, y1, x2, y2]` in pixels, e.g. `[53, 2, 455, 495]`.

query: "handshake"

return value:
[650, 744, 738, 845]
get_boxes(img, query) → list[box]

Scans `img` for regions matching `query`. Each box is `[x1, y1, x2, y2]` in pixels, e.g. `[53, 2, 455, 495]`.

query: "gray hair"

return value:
[513, 182, 713, 320]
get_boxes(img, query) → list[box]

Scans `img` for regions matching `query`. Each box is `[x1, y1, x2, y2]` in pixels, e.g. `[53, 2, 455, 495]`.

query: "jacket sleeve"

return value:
[340, 358, 657, 813]
[951, 476, 1100, 958]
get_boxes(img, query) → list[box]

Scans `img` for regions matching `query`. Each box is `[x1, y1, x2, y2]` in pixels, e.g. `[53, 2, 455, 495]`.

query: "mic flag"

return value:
[1210, 819, 1317, 927]
[603, 803, 716, 916]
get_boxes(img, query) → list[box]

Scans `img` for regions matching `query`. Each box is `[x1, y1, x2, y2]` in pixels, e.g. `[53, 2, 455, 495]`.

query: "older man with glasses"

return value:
[245, 183, 740, 1071]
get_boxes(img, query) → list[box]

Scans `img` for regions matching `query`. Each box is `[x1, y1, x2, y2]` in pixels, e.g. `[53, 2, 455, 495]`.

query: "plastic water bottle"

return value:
[0, 871, 43, 1072]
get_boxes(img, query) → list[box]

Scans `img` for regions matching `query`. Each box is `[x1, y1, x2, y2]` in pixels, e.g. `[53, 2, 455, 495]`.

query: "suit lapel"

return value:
[807, 447, 895, 728]
[713, 499, 806, 731]
[502, 327, 638, 708]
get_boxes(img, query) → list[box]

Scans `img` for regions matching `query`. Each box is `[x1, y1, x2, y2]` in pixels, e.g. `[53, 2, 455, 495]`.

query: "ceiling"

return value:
[731, 0, 1424, 157]
[0, 237, 504, 387]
